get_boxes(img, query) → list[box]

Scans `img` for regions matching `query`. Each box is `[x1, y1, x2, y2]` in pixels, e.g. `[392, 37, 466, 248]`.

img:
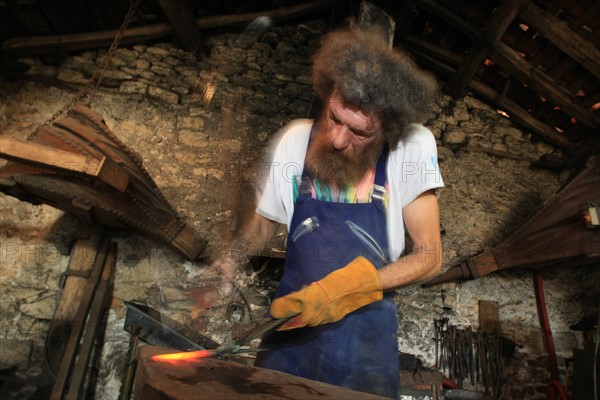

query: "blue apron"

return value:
[255, 129, 399, 398]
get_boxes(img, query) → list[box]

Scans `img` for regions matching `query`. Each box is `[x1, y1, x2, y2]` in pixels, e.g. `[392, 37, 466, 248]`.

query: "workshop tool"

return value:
[434, 318, 504, 398]
[123, 301, 220, 351]
[151, 316, 295, 362]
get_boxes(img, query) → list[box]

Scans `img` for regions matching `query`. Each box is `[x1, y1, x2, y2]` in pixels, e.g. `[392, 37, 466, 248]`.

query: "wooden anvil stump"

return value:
[134, 345, 389, 399]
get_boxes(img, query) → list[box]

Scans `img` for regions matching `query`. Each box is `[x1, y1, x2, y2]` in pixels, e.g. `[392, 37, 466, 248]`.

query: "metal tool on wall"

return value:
[434, 318, 504, 398]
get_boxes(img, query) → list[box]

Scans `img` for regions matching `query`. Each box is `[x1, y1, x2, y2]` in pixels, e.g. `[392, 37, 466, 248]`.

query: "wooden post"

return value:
[156, 0, 205, 53]
[65, 242, 117, 400]
[478, 300, 500, 334]
[50, 236, 111, 400]
[396, 0, 415, 38]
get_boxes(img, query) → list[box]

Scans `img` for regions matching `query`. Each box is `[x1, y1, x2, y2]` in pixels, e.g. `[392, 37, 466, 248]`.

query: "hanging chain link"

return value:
[45, 0, 142, 125]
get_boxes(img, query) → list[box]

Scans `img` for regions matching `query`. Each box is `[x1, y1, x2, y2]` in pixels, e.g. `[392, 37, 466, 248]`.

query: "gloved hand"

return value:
[270, 256, 383, 330]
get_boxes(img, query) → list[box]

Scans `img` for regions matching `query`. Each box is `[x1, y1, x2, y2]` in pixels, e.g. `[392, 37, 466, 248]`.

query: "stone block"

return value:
[175, 65, 197, 77]
[103, 69, 133, 81]
[172, 86, 190, 96]
[25, 65, 58, 79]
[19, 296, 56, 320]
[535, 141, 554, 155]
[496, 126, 523, 139]
[148, 86, 180, 104]
[135, 58, 151, 70]
[492, 142, 508, 152]
[113, 48, 138, 64]
[109, 56, 127, 68]
[0, 340, 32, 368]
[151, 64, 174, 77]
[444, 129, 466, 145]
[56, 68, 90, 85]
[163, 56, 181, 67]
[62, 55, 95, 72]
[178, 116, 205, 130]
[119, 81, 148, 95]
[138, 70, 156, 80]
[179, 129, 209, 147]
[146, 46, 171, 57]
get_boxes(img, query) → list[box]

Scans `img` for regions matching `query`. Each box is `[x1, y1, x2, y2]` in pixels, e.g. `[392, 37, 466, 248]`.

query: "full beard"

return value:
[305, 126, 384, 187]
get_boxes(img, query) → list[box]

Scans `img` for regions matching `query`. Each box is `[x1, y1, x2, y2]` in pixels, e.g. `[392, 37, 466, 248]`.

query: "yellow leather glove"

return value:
[270, 256, 383, 330]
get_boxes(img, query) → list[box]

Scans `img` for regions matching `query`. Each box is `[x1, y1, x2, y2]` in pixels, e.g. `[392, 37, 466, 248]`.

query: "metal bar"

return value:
[123, 302, 220, 351]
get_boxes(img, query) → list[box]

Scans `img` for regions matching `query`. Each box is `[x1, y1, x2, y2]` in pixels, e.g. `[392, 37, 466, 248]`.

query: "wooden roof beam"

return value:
[447, 0, 527, 98]
[468, 80, 572, 149]
[493, 41, 600, 129]
[405, 42, 572, 149]
[520, 2, 600, 79]
[413, 0, 478, 40]
[2, 0, 335, 56]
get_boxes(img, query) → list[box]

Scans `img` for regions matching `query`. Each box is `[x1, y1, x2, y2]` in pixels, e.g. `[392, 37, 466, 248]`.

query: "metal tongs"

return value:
[151, 316, 294, 362]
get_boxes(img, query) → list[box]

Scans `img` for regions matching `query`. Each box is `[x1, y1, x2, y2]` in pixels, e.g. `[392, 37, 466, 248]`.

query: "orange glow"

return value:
[592, 102, 600, 111]
[484, 58, 495, 67]
[151, 349, 215, 363]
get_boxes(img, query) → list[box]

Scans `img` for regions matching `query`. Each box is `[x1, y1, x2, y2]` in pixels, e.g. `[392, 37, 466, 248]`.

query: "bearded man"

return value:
[214, 26, 444, 398]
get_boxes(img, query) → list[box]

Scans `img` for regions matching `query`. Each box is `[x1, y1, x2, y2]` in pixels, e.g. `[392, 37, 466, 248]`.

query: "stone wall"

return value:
[1, 19, 598, 399]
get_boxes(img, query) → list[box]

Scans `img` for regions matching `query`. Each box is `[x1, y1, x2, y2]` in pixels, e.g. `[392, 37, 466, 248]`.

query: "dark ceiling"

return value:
[1, 0, 599, 167]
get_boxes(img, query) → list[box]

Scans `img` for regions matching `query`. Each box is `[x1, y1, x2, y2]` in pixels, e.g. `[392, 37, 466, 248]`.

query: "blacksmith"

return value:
[215, 25, 444, 398]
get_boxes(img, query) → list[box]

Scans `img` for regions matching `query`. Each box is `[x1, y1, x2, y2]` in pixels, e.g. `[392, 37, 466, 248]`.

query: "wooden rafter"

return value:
[520, 1, 600, 79]
[403, 39, 572, 149]
[447, 0, 527, 98]
[2, 0, 335, 56]
[492, 41, 600, 129]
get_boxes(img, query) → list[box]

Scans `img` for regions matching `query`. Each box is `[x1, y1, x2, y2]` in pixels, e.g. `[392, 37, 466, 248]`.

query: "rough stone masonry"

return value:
[0, 18, 598, 399]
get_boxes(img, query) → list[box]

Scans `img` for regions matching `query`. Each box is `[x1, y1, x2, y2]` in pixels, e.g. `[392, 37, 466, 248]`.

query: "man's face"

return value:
[326, 91, 383, 155]
[306, 91, 384, 187]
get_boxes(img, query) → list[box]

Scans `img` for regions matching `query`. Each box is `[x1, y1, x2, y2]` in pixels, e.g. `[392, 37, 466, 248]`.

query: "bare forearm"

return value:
[378, 244, 442, 291]
[235, 212, 279, 257]
[217, 212, 279, 294]
[378, 190, 443, 291]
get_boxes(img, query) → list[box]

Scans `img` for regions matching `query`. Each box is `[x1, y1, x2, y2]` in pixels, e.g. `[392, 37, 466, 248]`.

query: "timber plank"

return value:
[0, 137, 129, 191]
[134, 345, 388, 400]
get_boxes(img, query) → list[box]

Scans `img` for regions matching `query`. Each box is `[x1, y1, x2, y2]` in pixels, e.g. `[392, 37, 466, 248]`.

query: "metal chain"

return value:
[45, 0, 142, 125]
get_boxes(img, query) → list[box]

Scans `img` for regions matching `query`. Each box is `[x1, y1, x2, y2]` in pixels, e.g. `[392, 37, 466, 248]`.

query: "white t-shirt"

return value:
[256, 119, 444, 260]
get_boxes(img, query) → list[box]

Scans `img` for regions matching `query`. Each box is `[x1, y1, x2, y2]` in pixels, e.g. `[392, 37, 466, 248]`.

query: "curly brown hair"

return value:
[312, 26, 439, 149]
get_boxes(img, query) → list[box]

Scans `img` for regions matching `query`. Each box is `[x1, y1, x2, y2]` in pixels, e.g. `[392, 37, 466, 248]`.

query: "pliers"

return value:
[151, 316, 294, 362]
